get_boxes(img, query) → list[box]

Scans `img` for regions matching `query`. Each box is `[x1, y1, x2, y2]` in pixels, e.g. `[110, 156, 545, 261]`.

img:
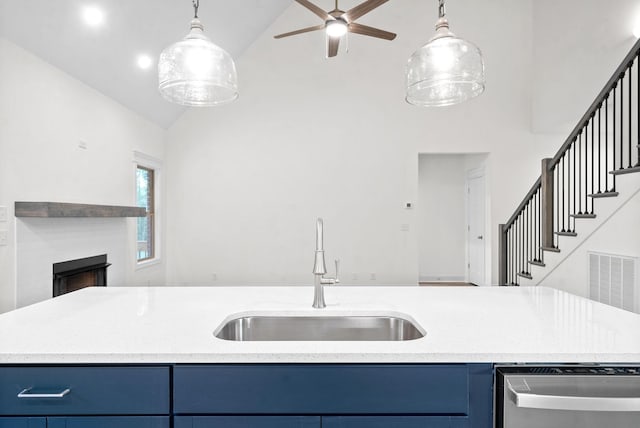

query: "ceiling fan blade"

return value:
[344, 0, 389, 22]
[294, 0, 332, 21]
[327, 37, 340, 58]
[274, 24, 325, 39]
[348, 23, 396, 40]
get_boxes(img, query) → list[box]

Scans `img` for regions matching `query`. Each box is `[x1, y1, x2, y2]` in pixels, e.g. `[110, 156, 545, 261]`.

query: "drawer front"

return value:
[174, 365, 469, 414]
[0, 366, 169, 415]
[175, 416, 321, 428]
[47, 416, 170, 428]
[323, 416, 470, 428]
[0, 418, 45, 428]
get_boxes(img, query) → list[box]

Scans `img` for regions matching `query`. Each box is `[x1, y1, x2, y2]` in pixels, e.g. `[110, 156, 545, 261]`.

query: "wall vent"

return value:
[588, 252, 639, 313]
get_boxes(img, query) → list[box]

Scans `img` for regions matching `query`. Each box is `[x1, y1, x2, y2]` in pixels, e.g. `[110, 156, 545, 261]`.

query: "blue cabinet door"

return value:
[47, 416, 170, 428]
[323, 416, 470, 428]
[0, 418, 45, 428]
[174, 416, 321, 428]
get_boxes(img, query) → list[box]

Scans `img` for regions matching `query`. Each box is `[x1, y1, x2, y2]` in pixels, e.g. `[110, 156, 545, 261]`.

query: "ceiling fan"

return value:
[274, 0, 396, 57]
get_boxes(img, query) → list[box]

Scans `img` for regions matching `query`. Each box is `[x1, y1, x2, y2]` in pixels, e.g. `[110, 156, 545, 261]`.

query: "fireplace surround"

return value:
[53, 254, 111, 297]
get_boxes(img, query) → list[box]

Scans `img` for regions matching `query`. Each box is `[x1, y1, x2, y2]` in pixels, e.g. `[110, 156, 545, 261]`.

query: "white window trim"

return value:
[134, 151, 162, 269]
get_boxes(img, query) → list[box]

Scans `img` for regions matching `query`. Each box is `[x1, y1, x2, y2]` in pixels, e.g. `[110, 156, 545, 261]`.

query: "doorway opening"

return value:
[418, 153, 490, 286]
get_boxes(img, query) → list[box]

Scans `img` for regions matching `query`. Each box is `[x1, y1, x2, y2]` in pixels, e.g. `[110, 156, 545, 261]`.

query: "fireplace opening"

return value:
[53, 254, 111, 297]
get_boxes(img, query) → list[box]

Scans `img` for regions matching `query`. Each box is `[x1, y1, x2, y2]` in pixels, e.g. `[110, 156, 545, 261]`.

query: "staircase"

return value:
[499, 39, 640, 286]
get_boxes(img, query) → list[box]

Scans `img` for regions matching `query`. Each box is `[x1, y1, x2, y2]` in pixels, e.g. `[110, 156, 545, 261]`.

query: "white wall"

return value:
[0, 38, 166, 312]
[165, 0, 558, 287]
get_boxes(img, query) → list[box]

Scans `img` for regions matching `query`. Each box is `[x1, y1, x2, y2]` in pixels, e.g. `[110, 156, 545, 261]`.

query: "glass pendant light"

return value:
[406, 0, 484, 107]
[158, 0, 238, 107]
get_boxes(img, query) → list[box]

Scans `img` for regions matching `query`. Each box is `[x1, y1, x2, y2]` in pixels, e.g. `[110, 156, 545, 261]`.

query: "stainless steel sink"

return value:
[214, 314, 425, 341]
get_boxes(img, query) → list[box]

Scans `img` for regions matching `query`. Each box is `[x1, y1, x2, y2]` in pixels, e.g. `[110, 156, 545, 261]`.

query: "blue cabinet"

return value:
[47, 417, 170, 427]
[0, 418, 45, 428]
[0, 366, 169, 416]
[174, 364, 493, 428]
[0, 366, 170, 427]
[323, 416, 470, 428]
[0, 363, 493, 427]
[175, 416, 321, 428]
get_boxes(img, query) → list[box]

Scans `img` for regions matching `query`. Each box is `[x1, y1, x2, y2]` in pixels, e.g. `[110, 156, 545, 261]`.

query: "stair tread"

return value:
[517, 272, 533, 280]
[588, 191, 619, 198]
[610, 165, 640, 176]
[529, 260, 546, 267]
[570, 213, 596, 219]
[555, 231, 578, 237]
[542, 246, 561, 253]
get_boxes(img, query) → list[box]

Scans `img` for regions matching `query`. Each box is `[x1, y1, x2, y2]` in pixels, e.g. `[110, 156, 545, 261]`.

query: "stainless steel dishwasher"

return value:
[496, 366, 640, 428]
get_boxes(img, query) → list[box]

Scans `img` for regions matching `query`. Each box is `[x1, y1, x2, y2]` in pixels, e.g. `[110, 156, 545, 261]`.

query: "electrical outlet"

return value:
[0, 206, 6, 222]
[370, 273, 376, 281]
[78, 140, 88, 150]
[211, 273, 218, 281]
[401, 224, 410, 232]
[0, 230, 7, 246]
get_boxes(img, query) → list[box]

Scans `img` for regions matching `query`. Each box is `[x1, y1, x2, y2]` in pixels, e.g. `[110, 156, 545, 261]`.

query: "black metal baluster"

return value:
[613, 82, 617, 189]
[510, 226, 514, 284]
[520, 214, 524, 276]
[629, 63, 633, 168]
[553, 164, 560, 248]
[538, 189, 543, 263]
[590, 115, 595, 213]
[568, 143, 573, 232]
[584, 122, 588, 211]
[621, 72, 625, 172]
[578, 132, 582, 214]
[605, 94, 609, 191]
[524, 202, 531, 273]
[572, 138, 576, 230]
[637, 53, 640, 167]
[562, 154, 566, 232]
[598, 106, 602, 194]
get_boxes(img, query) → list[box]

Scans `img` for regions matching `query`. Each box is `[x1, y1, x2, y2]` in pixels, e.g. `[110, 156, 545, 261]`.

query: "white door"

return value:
[467, 172, 486, 285]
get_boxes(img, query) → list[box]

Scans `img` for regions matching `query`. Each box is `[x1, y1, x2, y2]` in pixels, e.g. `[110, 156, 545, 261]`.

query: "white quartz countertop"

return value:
[0, 286, 639, 363]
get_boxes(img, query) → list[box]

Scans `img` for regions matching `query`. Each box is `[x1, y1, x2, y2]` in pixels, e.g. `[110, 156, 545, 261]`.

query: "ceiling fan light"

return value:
[326, 19, 348, 38]
[158, 18, 238, 107]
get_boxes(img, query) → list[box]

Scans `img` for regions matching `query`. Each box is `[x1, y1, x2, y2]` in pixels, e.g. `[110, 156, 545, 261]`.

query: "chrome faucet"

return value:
[312, 218, 340, 309]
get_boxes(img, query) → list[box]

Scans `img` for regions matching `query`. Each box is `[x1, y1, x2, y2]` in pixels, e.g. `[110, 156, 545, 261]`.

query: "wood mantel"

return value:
[15, 202, 146, 218]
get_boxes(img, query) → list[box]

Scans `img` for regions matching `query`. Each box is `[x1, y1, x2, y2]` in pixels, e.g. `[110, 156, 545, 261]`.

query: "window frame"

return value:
[134, 152, 162, 268]
[136, 165, 155, 262]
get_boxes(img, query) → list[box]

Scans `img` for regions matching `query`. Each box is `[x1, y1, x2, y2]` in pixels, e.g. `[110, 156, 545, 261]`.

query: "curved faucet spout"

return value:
[312, 217, 339, 309]
[316, 218, 323, 251]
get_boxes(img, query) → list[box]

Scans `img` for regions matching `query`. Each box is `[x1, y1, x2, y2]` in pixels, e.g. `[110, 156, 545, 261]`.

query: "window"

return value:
[136, 165, 154, 261]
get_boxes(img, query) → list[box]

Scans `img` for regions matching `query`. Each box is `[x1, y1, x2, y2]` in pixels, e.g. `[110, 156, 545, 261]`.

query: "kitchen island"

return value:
[0, 286, 638, 428]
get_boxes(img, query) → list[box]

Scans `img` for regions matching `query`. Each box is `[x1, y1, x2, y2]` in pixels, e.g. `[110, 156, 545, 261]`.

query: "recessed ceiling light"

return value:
[82, 6, 104, 27]
[137, 55, 153, 70]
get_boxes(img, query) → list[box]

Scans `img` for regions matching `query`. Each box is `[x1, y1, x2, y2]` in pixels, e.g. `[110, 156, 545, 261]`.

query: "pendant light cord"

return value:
[438, 0, 445, 18]
[192, 0, 199, 18]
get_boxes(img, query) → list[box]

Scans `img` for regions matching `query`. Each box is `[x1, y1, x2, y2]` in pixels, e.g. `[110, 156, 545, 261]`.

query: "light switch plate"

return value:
[0, 230, 8, 246]
[0, 206, 6, 222]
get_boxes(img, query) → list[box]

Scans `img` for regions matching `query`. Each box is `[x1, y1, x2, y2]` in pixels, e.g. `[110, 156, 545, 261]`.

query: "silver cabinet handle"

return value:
[17, 388, 71, 399]
[477, 235, 483, 240]
[507, 379, 640, 412]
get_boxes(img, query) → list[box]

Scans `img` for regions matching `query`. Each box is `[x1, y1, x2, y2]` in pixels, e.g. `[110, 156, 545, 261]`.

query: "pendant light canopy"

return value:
[158, 0, 238, 107]
[406, 0, 484, 107]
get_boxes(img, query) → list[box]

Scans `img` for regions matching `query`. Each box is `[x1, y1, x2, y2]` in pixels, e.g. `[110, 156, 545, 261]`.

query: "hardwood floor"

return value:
[418, 282, 475, 287]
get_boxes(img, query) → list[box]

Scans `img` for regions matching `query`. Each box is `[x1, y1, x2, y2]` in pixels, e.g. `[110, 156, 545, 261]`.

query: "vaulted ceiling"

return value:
[1, 0, 639, 133]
